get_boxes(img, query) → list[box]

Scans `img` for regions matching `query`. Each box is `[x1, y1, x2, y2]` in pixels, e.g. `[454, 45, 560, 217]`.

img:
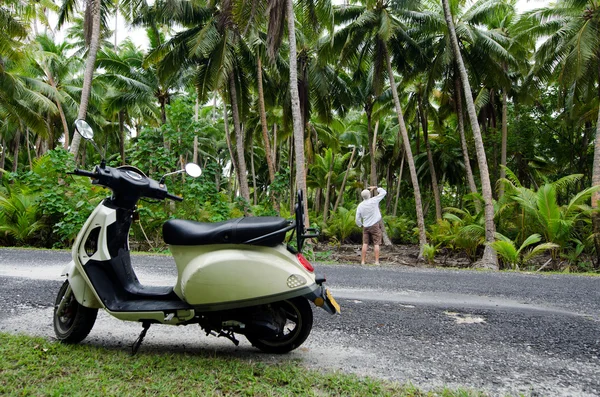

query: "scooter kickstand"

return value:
[131, 321, 151, 356]
[217, 330, 239, 346]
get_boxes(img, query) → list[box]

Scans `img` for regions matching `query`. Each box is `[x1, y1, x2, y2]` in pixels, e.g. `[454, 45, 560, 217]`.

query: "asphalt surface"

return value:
[1, 248, 599, 396]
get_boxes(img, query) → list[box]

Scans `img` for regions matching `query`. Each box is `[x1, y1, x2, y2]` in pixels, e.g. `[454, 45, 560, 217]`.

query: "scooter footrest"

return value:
[106, 299, 191, 312]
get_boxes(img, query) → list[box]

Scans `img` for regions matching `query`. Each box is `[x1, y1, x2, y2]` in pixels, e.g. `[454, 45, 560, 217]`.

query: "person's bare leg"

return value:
[374, 244, 380, 264]
[361, 243, 368, 265]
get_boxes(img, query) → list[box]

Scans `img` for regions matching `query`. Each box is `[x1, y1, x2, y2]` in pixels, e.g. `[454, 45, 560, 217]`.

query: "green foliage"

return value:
[422, 243, 437, 265]
[491, 233, 559, 270]
[0, 179, 44, 245]
[428, 206, 486, 263]
[384, 215, 417, 244]
[323, 207, 359, 244]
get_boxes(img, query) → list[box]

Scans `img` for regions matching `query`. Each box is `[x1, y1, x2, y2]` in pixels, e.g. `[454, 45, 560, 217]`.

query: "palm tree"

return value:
[333, 1, 428, 256]
[31, 35, 81, 150]
[139, 0, 252, 202]
[441, 0, 501, 269]
[517, 0, 600, 265]
[58, 0, 103, 157]
[95, 40, 161, 163]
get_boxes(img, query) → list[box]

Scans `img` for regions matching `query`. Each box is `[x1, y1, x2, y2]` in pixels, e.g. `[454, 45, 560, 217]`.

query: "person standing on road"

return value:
[355, 186, 387, 265]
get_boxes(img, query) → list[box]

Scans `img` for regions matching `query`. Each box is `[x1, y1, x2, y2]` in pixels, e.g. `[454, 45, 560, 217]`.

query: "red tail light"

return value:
[296, 253, 314, 273]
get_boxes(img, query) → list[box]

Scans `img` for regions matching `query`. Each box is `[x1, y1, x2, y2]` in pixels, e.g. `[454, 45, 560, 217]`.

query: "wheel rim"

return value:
[55, 290, 77, 334]
[256, 301, 302, 347]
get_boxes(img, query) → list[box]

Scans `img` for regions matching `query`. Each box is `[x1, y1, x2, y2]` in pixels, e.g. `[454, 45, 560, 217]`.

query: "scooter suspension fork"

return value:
[56, 284, 73, 317]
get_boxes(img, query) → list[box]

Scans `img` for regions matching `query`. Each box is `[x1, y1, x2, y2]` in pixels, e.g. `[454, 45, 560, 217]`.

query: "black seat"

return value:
[163, 217, 291, 246]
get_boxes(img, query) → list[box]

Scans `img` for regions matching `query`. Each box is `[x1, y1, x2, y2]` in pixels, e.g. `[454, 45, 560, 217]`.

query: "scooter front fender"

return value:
[61, 261, 103, 309]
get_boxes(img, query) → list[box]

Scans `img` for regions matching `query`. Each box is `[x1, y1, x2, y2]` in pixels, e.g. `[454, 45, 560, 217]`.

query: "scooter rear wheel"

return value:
[53, 280, 98, 344]
[246, 297, 313, 354]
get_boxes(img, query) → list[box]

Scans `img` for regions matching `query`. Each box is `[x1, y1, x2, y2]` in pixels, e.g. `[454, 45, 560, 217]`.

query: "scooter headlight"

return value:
[287, 274, 307, 288]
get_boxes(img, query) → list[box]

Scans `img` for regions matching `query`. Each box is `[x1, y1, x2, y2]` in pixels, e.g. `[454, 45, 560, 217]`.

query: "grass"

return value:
[0, 333, 486, 397]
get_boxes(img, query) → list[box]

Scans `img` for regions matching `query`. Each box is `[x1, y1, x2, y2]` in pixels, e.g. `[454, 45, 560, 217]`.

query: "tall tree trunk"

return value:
[257, 56, 276, 183]
[287, 0, 309, 225]
[118, 111, 125, 165]
[257, 55, 279, 212]
[0, 138, 6, 177]
[13, 129, 21, 173]
[367, 109, 377, 186]
[591, 57, 600, 268]
[251, 144, 258, 205]
[43, 68, 70, 150]
[443, 0, 497, 269]
[25, 128, 32, 170]
[455, 75, 479, 200]
[223, 99, 238, 196]
[229, 74, 251, 203]
[333, 146, 356, 214]
[323, 153, 334, 223]
[273, 123, 278, 171]
[499, 87, 508, 198]
[384, 43, 427, 257]
[420, 103, 442, 220]
[393, 152, 405, 217]
[114, 3, 118, 50]
[70, 0, 101, 157]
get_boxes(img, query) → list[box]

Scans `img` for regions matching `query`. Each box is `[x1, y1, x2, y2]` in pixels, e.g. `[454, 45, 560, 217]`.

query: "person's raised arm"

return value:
[372, 187, 387, 202]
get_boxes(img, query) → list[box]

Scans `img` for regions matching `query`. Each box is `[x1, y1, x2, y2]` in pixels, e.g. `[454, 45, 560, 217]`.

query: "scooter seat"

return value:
[163, 217, 291, 246]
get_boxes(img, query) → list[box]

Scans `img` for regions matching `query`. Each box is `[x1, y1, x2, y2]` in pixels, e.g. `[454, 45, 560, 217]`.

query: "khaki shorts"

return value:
[362, 223, 382, 245]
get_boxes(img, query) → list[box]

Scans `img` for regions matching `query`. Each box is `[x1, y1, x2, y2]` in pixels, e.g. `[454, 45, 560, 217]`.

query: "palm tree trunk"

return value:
[222, 99, 238, 195]
[25, 128, 32, 170]
[443, 0, 497, 269]
[323, 154, 334, 223]
[257, 56, 276, 183]
[384, 43, 427, 257]
[499, 88, 508, 198]
[70, 0, 101, 157]
[591, 59, 600, 266]
[43, 69, 69, 150]
[393, 152, 405, 217]
[229, 73, 251, 203]
[367, 110, 377, 186]
[286, 0, 309, 225]
[251, 144, 258, 205]
[420, 103, 442, 220]
[118, 111, 125, 165]
[454, 75, 478, 199]
[333, 146, 356, 214]
[0, 138, 6, 177]
[13, 129, 21, 173]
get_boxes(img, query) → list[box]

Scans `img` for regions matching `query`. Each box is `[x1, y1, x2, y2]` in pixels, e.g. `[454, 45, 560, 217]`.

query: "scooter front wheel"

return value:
[246, 297, 313, 354]
[53, 280, 97, 343]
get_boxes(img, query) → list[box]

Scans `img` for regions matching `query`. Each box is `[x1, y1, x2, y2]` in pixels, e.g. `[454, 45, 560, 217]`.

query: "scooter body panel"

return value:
[61, 261, 103, 309]
[64, 202, 118, 309]
[171, 244, 316, 306]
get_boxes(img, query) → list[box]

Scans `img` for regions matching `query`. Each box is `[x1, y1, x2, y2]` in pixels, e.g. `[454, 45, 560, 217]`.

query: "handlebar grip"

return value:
[166, 192, 183, 202]
[68, 169, 98, 178]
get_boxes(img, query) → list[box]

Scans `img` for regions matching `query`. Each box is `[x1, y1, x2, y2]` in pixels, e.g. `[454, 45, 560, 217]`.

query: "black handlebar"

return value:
[68, 169, 99, 178]
[166, 192, 183, 202]
[68, 165, 184, 206]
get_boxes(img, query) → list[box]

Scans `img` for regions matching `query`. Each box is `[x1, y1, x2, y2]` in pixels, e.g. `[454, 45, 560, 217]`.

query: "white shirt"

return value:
[355, 188, 387, 227]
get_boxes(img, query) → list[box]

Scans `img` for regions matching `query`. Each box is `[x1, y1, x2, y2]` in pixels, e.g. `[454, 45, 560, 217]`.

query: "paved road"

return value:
[1, 248, 599, 396]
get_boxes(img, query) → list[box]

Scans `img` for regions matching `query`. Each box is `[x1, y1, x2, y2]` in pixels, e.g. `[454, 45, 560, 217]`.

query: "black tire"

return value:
[246, 297, 313, 354]
[53, 280, 98, 344]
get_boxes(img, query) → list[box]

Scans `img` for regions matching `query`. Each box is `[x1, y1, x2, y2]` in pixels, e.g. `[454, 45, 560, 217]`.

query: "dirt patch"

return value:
[313, 243, 472, 268]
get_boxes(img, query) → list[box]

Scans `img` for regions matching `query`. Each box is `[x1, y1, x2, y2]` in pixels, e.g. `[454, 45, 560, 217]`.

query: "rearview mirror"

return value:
[185, 163, 202, 178]
[74, 119, 94, 140]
